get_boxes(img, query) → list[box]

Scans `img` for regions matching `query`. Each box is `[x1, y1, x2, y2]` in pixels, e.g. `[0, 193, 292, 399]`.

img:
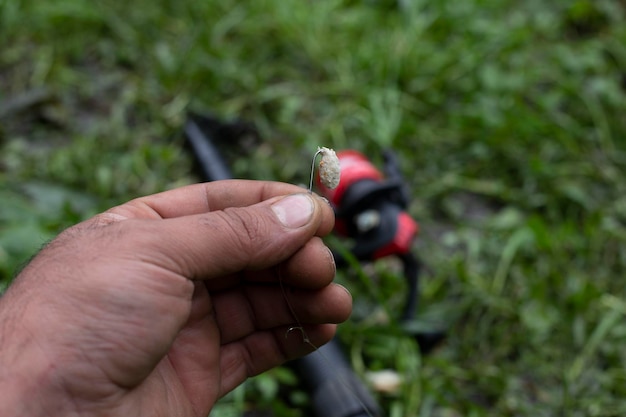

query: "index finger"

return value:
[106, 180, 312, 220]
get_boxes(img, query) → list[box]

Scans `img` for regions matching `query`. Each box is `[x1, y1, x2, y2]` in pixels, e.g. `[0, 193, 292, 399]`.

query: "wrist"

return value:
[0, 297, 75, 416]
[0, 360, 52, 416]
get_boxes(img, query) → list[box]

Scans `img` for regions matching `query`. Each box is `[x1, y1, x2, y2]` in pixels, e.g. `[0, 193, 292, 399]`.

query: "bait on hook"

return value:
[309, 146, 341, 192]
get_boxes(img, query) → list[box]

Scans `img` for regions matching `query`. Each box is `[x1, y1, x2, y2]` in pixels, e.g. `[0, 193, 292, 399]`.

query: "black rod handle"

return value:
[292, 337, 383, 417]
[184, 117, 233, 182]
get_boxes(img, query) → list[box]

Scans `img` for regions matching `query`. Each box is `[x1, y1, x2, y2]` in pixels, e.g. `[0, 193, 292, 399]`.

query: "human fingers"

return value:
[99, 180, 322, 221]
[122, 192, 334, 280]
[203, 237, 336, 291]
[210, 282, 352, 345]
[279, 237, 336, 288]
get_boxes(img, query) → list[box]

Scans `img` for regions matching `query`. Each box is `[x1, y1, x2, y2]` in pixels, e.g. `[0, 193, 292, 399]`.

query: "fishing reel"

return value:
[317, 150, 417, 261]
[316, 149, 421, 322]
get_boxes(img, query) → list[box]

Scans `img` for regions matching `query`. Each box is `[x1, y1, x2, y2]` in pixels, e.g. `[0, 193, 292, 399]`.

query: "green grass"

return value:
[2, 0, 626, 415]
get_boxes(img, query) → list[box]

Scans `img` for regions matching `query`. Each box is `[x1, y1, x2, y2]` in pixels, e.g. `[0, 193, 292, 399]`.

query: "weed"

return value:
[2, 0, 626, 415]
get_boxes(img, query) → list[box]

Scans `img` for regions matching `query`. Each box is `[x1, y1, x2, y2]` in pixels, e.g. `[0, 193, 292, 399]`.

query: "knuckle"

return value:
[216, 207, 272, 252]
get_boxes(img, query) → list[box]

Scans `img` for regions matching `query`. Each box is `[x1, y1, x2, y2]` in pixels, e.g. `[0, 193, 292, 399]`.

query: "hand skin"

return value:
[0, 180, 352, 417]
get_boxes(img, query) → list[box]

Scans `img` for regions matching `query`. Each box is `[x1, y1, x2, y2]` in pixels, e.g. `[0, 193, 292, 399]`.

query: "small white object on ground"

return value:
[365, 369, 403, 394]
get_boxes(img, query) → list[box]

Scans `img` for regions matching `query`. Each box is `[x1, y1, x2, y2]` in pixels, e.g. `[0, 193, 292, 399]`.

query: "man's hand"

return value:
[0, 180, 351, 417]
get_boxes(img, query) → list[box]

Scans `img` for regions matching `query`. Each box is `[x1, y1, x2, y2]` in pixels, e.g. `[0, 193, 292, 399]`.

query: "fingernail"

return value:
[334, 283, 353, 300]
[271, 194, 314, 228]
[325, 246, 336, 275]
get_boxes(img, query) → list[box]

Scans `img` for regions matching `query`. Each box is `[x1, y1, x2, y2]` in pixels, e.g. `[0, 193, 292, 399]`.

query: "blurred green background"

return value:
[2, 0, 626, 416]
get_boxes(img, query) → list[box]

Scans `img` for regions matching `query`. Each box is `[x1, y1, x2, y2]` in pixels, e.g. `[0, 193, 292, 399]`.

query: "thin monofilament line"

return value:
[278, 269, 313, 346]
[278, 270, 377, 417]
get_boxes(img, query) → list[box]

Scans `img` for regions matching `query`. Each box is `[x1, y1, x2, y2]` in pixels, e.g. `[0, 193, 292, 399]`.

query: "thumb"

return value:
[149, 192, 333, 279]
